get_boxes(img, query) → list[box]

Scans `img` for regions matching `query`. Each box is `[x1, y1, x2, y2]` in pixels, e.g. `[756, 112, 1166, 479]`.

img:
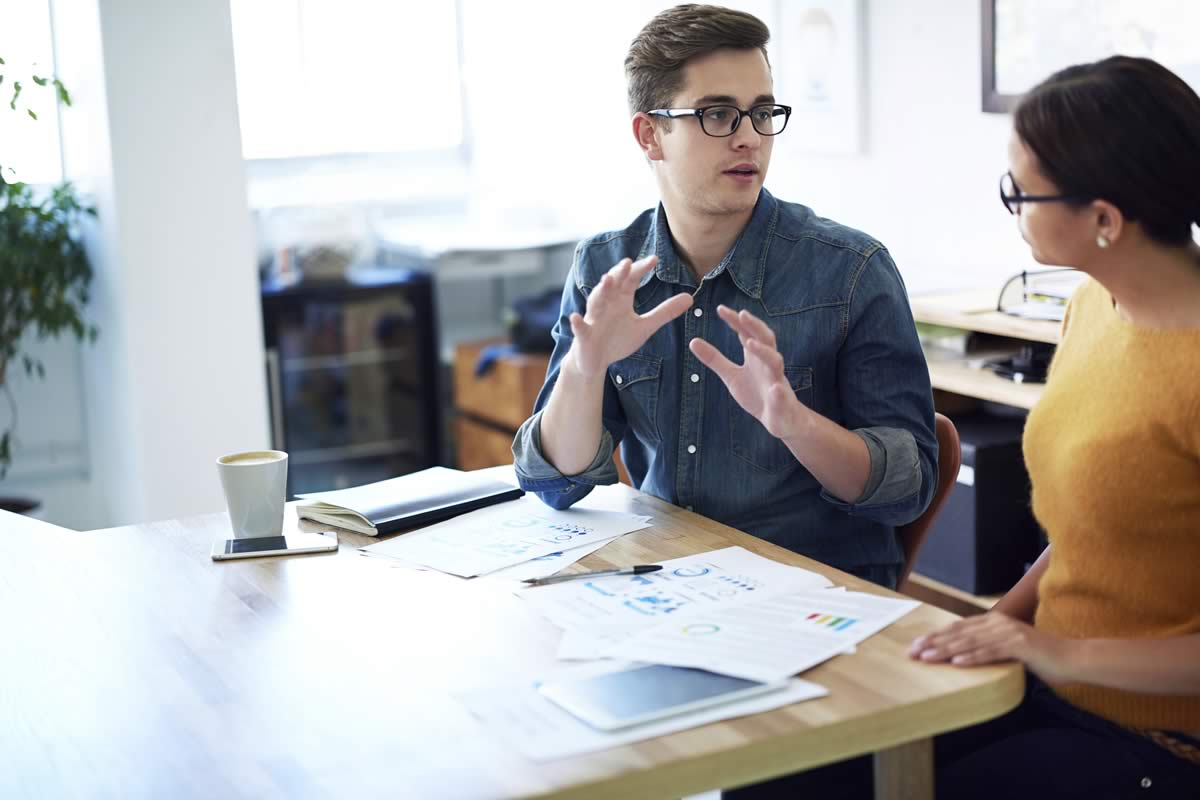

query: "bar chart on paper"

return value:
[602, 588, 922, 683]
[804, 612, 859, 633]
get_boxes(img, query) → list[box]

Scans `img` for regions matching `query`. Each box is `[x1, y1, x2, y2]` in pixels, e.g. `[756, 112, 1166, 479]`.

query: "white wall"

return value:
[459, 0, 1037, 292]
[7, 0, 271, 529]
[769, 0, 1038, 294]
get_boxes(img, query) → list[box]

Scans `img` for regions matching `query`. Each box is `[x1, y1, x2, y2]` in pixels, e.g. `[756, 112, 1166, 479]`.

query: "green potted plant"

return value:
[0, 57, 97, 499]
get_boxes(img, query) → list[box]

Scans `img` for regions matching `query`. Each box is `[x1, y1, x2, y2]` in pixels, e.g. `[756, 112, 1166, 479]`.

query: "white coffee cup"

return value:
[216, 450, 288, 538]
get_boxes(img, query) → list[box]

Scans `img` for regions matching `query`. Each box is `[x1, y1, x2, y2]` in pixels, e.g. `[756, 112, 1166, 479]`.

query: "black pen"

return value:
[521, 564, 663, 587]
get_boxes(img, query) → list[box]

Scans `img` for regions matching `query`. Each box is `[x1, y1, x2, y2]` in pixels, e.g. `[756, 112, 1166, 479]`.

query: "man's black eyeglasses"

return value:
[1000, 171, 1091, 214]
[648, 104, 792, 137]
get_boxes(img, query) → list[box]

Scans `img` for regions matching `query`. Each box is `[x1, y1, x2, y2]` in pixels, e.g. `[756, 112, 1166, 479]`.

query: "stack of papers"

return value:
[604, 586, 918, 683]
[517, 546, 919, 682]
[358, 495, 651, 578]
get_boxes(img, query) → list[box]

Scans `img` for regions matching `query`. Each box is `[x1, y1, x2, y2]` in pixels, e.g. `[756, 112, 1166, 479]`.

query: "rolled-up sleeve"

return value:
[820, 248, 937, 526]
[511, 248, 626, 510]
[512, 411, 620, 508]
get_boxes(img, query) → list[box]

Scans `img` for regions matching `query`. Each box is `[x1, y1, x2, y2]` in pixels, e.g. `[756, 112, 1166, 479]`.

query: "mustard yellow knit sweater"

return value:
[1024, 278, 1200, 730]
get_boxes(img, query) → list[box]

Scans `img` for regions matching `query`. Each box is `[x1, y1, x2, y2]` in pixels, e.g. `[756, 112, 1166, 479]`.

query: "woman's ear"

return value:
[1094, 200, 1125, 246]
[632, 113, 663, 161]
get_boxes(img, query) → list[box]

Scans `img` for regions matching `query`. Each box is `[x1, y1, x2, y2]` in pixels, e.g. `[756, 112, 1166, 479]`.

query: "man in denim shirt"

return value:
[512, 4, 936, 589]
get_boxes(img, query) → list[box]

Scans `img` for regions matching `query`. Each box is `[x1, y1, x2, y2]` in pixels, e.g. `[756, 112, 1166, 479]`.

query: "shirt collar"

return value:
[638, 188, 778, 299]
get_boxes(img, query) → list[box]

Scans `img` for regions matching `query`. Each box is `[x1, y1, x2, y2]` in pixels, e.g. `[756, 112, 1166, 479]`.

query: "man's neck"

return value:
[663, 202, 755, 284]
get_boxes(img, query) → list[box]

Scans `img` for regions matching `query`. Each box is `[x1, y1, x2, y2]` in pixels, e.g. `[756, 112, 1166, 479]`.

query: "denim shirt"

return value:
[512, 189, 936, 582]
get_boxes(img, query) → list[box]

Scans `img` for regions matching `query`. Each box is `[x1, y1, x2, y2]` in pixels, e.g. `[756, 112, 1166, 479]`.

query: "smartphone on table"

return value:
[211, 531, 338, 561]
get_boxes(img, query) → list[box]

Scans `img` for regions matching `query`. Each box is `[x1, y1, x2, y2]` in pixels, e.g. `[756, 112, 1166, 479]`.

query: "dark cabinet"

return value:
[261, 271, 440, 496]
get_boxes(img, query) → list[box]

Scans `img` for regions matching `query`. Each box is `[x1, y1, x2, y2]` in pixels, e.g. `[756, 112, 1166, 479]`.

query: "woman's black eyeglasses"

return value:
[1000, 171, 1091, 214]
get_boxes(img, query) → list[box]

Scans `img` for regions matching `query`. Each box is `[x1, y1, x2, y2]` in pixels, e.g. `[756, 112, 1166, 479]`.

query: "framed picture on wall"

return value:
[774, 0, 865, 154]
[982, 0, 1200, 113]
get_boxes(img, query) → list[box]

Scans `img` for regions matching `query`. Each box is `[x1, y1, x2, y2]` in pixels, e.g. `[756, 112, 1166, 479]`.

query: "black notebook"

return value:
[295, 467, 524, 536]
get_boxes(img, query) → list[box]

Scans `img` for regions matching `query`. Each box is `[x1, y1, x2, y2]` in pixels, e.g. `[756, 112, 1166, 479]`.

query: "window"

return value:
[0, 0, 63, 185]
[229, 0, 464, 161]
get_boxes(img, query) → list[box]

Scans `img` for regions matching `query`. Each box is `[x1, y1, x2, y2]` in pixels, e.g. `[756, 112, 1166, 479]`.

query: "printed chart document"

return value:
[457, 661, 827, 761]
[358, 496, 652, 577]
[480, 537, 624, 583]
[519, 546, 832, 631]
[603, 588, 920, 682]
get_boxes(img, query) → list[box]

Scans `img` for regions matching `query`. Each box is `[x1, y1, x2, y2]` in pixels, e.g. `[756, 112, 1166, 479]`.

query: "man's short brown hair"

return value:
[624, 4, 771, 116]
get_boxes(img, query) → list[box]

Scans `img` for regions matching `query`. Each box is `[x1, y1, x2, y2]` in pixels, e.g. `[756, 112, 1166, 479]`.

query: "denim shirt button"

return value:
[615, 375, 623, 385]
[690, 373, 699, 382]
[686, 505, 694, 512]
[1141, 777, 1152, 789]
[693, 308, 703, 317]
[687, 444, 697, 454]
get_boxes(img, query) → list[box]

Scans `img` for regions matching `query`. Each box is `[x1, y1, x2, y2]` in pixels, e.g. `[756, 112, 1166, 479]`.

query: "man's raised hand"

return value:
[566, 256, 693, 379]
[688, 305, 806, 440]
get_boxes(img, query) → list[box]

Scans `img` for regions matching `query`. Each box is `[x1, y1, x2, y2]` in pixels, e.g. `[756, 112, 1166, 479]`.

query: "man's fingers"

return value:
[639, 292, 693, 331]
[689, 337, 739, 383]
[717, 304, 755, 340]
[605, 258, 633, 280]
[735, 307, 777, 346]
[745, 338, 784, 371]
[625, 255, 658, 286]
[568, 312, 589, 340]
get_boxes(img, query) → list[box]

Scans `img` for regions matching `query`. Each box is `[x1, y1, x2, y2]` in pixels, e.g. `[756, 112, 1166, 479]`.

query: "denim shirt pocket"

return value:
[729, 365, 814, 473]
[608, 353, 662, 445]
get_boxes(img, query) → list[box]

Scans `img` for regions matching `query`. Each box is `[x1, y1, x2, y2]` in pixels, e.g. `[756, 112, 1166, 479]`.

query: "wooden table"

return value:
[1, 472, 1022, 799]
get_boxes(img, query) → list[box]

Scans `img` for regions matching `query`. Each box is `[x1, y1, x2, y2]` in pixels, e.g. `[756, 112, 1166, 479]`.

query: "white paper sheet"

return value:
[456, 661, 827, 762]
[358, 497, 652, 577]
[480, 536, 622, 583]
[518, 546, 832, 633]
[604, 588, 919, 682]
[555, 626, 630, 661]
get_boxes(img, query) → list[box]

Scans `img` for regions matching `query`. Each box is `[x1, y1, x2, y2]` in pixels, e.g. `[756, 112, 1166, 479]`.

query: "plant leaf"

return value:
[9, 80, 20, 111]
[53, 79, 71, 106]
[27, 108, 37, 120]
[32, 75, 48, 86]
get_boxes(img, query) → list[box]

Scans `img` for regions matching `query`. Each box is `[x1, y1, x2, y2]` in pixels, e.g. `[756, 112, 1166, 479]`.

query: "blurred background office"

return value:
[1, 0, 1196, 531]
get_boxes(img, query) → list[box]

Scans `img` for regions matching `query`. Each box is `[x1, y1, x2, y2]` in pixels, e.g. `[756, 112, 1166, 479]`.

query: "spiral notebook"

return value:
[295, 466, 524, 536]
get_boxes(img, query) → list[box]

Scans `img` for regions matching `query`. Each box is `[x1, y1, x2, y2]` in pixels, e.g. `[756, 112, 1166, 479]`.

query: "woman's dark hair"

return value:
[1014, 56, 1200, 246]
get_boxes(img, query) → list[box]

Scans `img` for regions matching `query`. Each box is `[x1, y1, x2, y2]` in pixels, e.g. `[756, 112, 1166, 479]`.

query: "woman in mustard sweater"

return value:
[911, 56, 1200, 798]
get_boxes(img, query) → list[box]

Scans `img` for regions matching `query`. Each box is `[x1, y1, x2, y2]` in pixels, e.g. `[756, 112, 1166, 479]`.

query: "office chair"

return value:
[896, 412, 962, 590]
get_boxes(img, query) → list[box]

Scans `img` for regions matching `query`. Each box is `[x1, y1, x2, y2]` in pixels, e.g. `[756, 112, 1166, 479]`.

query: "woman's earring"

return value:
[1097, 235, 1110, 249]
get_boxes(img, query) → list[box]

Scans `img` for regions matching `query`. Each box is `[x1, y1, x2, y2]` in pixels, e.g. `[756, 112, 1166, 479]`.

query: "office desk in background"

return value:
[1, 470, 1022, 799]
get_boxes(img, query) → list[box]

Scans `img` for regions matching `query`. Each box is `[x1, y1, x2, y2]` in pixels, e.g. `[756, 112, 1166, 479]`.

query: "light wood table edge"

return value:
[517, 661, 1025, 800]
[904, 573, 1002, 617]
